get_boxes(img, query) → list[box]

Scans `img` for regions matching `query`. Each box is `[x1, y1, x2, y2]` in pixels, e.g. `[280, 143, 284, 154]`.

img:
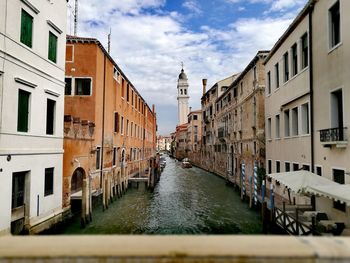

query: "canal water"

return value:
[55, 156, 263, 235]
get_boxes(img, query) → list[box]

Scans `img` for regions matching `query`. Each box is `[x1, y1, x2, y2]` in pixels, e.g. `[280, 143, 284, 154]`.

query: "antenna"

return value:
[74, 0, 78, 36]
[108, 28, 111, 54]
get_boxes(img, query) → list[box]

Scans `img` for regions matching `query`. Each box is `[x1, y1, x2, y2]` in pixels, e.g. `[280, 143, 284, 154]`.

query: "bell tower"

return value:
[177, 64, 190, 125]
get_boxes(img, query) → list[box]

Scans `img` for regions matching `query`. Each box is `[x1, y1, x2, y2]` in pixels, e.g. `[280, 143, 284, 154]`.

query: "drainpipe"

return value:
[309, 2, 315, 173]
[100, 54, 107, 194]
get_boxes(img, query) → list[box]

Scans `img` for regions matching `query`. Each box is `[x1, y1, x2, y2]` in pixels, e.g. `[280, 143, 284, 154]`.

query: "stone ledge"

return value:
[0, 236, 350, 262]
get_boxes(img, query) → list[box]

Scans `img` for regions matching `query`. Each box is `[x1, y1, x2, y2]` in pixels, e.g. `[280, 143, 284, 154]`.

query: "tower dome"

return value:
[178, 69, 187, 80]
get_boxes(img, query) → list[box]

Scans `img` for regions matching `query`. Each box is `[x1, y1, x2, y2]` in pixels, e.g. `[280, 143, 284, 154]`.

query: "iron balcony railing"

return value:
[319, 127, 347, 142]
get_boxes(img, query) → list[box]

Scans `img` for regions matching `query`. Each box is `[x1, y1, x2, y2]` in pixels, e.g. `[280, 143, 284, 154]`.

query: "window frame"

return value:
[17, 89, 31, 133]
[301, 33, 309, 69]
[20, 9, 33, 48]
[283, 52, 289, 83]
[44, 167, 54, 197]
[328, 0, 341, 50]
[48, 31, 58, 63]
[46, 98, 56, 135]
[74, 77, 92, 96]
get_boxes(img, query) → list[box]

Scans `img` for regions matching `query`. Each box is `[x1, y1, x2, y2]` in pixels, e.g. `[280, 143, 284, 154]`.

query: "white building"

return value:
[177, 67, 189, 125]
[0, 0, 66, 234]
[265, 0, 350, 226]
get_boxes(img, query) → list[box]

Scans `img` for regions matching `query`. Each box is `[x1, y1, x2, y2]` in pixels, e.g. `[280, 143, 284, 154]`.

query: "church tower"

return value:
[177, 66, 190, 125]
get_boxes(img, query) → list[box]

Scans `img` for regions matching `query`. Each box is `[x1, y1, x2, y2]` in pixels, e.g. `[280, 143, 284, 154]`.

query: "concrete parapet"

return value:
[1, 236, 350, 262]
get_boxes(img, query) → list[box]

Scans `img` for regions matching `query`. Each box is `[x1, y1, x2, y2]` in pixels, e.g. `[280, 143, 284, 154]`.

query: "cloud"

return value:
[67, 0, 304, 135]
[182, 0, 202, 15]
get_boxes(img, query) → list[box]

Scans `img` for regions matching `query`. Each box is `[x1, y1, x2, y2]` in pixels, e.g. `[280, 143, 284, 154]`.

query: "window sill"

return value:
[328, 42, 342, 54]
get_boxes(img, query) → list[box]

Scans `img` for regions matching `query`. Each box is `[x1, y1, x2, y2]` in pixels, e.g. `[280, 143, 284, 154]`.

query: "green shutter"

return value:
[17, 90, 30, 132]
[48, 32, 57, 63]
[20, 10, 33, 48]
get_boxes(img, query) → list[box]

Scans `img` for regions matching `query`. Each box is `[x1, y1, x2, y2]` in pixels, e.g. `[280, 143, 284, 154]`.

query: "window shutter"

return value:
[21, 10, 33, 48]
[48, 32, 57, 63]
[17, 90, 29, 132]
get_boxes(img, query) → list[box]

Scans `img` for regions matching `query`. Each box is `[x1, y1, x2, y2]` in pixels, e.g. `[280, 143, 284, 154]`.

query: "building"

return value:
[186, 110, 202, 166]
[157, 136, 171, 152]
[177, 67, 190, 125]
[265, 0, 350, 225]
[201, 75, 238, 173]
[216, 51, 268, 185]
[175, 124, 188, 160]
[0, 0, 67, 234]
[63, 36, 157, 224]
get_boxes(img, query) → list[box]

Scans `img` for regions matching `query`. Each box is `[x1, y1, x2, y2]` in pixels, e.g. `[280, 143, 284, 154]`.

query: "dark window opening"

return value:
[65, 78, 72, 95]
[75, 78, 91, 95]
[46, 99, 55, 135]
[44, 168, 54, 196]
[17, 89, 30, 132]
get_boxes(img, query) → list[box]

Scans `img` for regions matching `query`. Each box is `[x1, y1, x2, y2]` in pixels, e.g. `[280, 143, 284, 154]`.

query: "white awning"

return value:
[268, 171, 350, 206]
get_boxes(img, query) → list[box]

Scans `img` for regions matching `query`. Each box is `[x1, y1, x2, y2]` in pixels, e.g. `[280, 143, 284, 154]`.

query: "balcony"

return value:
[319, 127, 347, 148]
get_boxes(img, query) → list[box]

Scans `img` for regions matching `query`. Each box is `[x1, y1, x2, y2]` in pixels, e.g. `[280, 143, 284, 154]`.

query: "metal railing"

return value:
[319, 127, 347, 142]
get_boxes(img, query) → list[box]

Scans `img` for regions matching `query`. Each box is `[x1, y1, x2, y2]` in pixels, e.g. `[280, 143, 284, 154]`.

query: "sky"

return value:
[66, 0, 308, 135]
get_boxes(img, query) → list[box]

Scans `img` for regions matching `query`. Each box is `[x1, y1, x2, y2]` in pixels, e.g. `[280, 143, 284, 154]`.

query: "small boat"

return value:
[181, 158, 192, 168]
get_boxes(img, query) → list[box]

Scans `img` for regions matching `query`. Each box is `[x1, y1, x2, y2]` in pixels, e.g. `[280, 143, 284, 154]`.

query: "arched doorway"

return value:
[70, 168, 86, 214]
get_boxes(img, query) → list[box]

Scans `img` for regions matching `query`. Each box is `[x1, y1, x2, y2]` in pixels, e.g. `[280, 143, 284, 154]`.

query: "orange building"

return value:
[63, 36, 157, 225]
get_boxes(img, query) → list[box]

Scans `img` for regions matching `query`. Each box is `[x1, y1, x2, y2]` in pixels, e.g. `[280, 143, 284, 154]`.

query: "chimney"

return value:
[189, 107, 192, 113]
[152, 104, 155, 113]
[202, 79, 207, 95]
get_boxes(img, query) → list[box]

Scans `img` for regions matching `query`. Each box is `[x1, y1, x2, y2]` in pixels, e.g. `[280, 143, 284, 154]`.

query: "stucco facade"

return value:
[0, 0, 66, 235]
[187, 110, 202, 166]
[63, 36, 157, 224]
[265, 0, 350, 225]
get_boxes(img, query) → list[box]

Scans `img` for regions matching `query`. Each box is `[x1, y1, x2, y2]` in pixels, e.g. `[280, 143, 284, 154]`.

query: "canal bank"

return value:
[49, 156, 263, 235]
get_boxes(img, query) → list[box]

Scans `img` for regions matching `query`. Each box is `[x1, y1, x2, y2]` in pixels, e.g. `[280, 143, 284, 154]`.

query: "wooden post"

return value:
[283, 201, 286, 230]
[249, 176, 253, 208]
[296, 208, 299, 236]
[311, 195, 316, 211]
[262, 202, 268, 234]
[81, 178, 87, 228]
[102, 173, 106, 211]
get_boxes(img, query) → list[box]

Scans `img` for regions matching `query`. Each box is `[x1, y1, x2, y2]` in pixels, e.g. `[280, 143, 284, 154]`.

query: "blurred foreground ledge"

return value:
[1, 235, 350, 262]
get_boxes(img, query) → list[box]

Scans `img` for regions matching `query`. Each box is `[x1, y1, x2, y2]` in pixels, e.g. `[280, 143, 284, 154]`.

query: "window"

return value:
[127, 85, 130, 102]
[75, 78, 91, 95]
[121, 79, 125, 98]
[316, 166, 322, 176]
[240, 82, 243, 95]
[329, 1, 341, 48]
[126, 120, 129, 136]
[112, 147, 117, 166]
[48, 32, 58, 63]
[193, 115, 198, 120]
[131, 122, 133, 137]
[131, 90, 134, 106]
[293, 163, 299, 171]
[268, 160, 272, 174]
[113, 67, 120, 81]
[46, 99, 55, 135]
[275, 115, 280, 138]
[284, 110, 290, 137]
[96, 147, 101, 170]
[331, 89, 343, 133]
[284, 52, 289, 82]
[292, 43, 298, 76]
[301, 103, 309, 134]
[267, 118, 272, 139]
[184, 89, 187, 95]
[44, 168, 54, 196]
[121, 116, 124, 134]
[17, 89, 30, 132]
[114, 112, 119, 133]
[275, 63, 279, 89]
[65, 78, 72, 95]
[20, 9, 33, 48]
[285, 162, 290, 172]
[302, 164, 310, 171]
[301, 33, 308, 68]
[333, 169, 345, 211]
[291, 107, 299, 136]
[267, 71, 271, 95]
[276, 161, 280, 173]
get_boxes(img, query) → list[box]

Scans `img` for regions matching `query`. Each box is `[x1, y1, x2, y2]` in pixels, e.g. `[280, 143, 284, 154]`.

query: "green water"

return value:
[56, 156, 263, 235]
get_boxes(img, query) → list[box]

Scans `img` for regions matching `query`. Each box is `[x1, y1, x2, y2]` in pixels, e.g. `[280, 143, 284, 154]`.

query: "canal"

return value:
[55, 156, 263, 235]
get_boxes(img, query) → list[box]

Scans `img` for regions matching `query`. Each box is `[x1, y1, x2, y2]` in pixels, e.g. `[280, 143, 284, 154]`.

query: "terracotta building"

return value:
[63, 36, 157, 224]
[186, 110, 202, 166]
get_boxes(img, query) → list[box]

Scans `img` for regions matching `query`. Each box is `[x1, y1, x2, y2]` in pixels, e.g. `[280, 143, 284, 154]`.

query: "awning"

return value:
[268, 171, 350, 206]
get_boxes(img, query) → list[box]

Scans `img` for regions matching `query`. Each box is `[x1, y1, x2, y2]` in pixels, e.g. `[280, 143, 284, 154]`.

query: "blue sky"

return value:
[67, 0, 307, 135]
